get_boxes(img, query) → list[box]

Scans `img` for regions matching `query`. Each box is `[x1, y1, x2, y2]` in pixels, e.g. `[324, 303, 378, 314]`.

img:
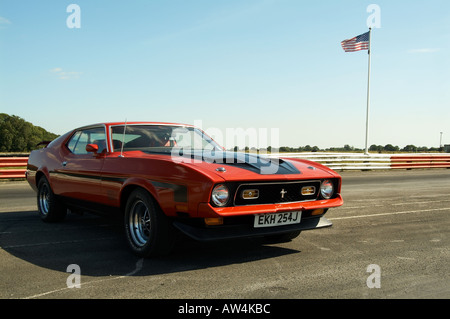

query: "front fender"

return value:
[119, 177, 183, 217]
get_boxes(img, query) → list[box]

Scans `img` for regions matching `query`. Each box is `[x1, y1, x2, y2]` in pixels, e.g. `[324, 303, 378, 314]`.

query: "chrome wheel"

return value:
[124, 189, 176, 257]
[36, 177, 66, 222]
[38, 183, 50, 216]
[128, 200, 151, 247]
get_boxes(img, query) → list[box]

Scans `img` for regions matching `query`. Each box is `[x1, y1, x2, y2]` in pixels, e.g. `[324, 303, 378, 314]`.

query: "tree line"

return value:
[0, 113, 443, 153]
[0, 113, 59, 152]
[235, 143, 443, 153]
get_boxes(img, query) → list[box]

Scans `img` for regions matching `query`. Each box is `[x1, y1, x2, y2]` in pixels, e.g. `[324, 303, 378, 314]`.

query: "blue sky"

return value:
[1, 0, 449, 149]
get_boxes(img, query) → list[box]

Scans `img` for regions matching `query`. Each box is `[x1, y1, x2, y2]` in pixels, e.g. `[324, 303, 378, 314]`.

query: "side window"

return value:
[66, 127, 107, 155]
[67, 131, 82, 153]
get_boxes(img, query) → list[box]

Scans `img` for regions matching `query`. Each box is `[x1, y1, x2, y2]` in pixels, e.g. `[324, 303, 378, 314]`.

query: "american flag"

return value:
[341, 31, 370, 52]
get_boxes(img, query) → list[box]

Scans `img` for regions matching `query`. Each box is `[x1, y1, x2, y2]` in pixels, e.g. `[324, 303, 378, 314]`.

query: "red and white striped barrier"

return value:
[1, 153, 449, 179]
[390, 155, 450, 169]
[0, 157, 28, 179]
[271, 153, 450, 171]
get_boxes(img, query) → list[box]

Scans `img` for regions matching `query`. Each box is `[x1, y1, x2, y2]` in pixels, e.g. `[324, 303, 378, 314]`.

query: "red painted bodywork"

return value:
[27, 122, 343, 234]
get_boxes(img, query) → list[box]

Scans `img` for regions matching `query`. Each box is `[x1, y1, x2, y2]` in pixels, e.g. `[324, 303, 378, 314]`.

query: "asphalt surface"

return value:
[0, 169, 449, 301]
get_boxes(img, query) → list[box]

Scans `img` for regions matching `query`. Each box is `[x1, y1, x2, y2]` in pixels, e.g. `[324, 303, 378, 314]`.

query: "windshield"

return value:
[110, 125, 222, 154]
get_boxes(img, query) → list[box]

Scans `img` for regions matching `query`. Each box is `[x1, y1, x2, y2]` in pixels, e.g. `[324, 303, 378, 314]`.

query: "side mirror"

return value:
[86, 144, 99, 153]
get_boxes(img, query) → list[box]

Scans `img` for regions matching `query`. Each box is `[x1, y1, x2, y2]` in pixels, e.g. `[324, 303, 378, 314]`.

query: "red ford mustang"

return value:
[26, 122, 343, 257]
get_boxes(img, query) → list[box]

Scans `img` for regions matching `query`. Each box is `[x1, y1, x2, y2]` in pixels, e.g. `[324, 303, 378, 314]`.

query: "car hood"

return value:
[177, 151, 337, 181]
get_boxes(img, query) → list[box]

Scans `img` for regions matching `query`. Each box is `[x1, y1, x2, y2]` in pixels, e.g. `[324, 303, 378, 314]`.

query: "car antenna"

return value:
[119, 119, 127, 158]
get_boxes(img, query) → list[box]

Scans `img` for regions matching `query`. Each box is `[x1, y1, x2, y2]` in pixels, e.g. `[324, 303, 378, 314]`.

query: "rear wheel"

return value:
[37, 177, 66, 222]
[124, 189, 176, 257]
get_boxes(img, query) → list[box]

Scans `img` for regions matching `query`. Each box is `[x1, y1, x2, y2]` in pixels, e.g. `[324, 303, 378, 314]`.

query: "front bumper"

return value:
[197, 195, 344, 218]
[173, 215, 332, 242]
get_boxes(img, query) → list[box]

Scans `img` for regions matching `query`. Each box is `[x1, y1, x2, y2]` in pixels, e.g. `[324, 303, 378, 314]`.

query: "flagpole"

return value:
[364, 28, 372, 155]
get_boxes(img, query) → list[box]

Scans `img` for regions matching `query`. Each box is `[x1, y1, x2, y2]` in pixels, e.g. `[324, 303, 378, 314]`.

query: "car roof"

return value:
[76, 122, 195, 130]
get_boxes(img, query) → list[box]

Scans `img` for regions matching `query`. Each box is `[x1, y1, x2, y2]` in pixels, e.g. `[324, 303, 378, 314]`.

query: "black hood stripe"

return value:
[181, 151, 301, 175]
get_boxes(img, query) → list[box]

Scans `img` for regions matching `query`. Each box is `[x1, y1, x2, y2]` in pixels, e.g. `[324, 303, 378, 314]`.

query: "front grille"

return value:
[234, 180, 321, 206]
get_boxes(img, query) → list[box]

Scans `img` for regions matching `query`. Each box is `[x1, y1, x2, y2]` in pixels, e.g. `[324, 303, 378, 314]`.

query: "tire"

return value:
[37, 177, 67, 222]
[124, 189, 176, 257]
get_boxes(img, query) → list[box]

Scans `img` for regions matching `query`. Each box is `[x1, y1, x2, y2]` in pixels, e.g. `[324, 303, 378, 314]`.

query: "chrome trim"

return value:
[233, 180, 321, 206]
[241, 189, 259, 200]
[301, 185, 316, 195]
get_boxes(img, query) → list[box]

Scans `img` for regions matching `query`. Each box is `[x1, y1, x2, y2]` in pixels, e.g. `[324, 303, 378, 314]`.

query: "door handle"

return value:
[62, 161, 67, 167]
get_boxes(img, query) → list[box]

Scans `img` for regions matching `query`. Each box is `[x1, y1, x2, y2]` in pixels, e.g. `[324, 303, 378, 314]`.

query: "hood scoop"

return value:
[184, 151, 301, 175]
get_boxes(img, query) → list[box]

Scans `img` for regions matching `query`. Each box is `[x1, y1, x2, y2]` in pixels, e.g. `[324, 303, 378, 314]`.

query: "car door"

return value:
[54, 126, 107, 204]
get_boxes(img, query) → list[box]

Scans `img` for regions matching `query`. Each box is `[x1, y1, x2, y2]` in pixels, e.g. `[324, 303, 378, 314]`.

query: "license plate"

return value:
[254, 211, 302, 228]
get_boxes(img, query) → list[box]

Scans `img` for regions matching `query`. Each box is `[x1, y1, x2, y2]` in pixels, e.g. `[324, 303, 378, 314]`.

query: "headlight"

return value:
[211, 184, 229, 206]
[320, 180, 334, 199]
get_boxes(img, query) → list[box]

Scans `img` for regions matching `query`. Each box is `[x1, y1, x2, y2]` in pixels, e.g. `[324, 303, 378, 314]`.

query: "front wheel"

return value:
[37, 177, 66, 222]
[124, 189, 176, 257]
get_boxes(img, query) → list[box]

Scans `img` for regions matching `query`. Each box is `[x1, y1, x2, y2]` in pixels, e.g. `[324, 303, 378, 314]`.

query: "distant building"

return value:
[444, 144, 450, 153]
